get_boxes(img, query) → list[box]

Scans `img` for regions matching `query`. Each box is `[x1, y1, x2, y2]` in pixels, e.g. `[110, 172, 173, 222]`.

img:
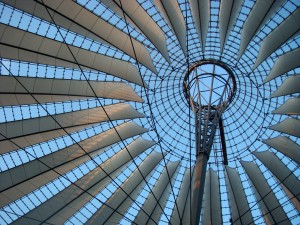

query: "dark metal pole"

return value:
[191, 152, 209, 225]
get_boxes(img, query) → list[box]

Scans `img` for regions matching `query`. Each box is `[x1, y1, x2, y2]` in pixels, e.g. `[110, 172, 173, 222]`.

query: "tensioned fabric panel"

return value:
[200, 170, 212, 224]
[80, 0, 140, 33]
[272, 98, 300, 115]
[170, 167, 192, 225]
[263, 48, 300, 83]
[253, 8, 300, 69]
[0, 24, 145, 86]
[0, 138, 154, 210]
[225, 166, 254, 225]
[86, 151, 164, 225]
[182, 188, 191, 225]
[241, 161, 291, 225]
[0, 75, 143, 106]
[146, 161, 180, 225]
[1, 0, 157, 74]
[103, 166, 157, 224]
[271, 75, 300, 98]
[153, 0, 187, 55]
[0, 123, 95, 154]
[0, 94, 88, 106]
[0, 103, 144, 144]
[1, 0, 111, 47]
[209, 170, 222, 225]
[252, 186, 276, 225]
[0, 122, 148, 194]
[238, 0, 285, 59]
[219, 0, 243, 53]
[0, 43, 87, 74]
[189, 0, 210, 52]
[263, 136, 300, 164]
[280, 182, 300, 212]
[0, 144, 102, 208]
[10, 139, 156, 225]
[269, 118, 300, 138]
[43, 139, 156, 225]
[51, 168, 124, 225]
[254, 151, 300, 202]
[100, 0, 170, 63]
[133, 161, 180, 225]
[202, 169, 222, 225]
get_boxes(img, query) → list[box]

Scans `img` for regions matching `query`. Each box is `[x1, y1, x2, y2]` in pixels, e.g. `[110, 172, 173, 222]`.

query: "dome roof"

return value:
[0, 0, 299, 224]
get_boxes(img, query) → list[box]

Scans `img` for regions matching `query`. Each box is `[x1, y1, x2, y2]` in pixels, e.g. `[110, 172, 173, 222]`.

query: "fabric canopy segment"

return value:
[0, 123, 94, 154]
[189, 0, 210, 52]
[219, 0, 242, 54]
[133, 161, 179, 225]
[0, 103, 144, 155]
[100, 0, 171, 63]
[1, 0, 157, 74]
[0, 137, 154, 209]
[0, 24, 145, 86]
[254, 151, 300, 204]
[238, 0, 285, 59]
[153, 0, 187, 56]
[270, 75, 300, 98]
[263, 136, 300, 164]
[52, 139, 156, 225]
[269, 118, 300, 138]
[10, 140, 157, 225]
[241, 161, 291, 225]
[201, 169, 222, 225]
[86, 151, 164, 225]
[272, 98, 300, 115]
[170, 167, 192, 225]
[0, 75, 143, 106]
[0, 122, 148, 195]
[280, 182, 300, 213]
[253, 8, 300, 69]
[225, 166, 254, 225]
[263, 48, 300, 83]
[0, 103, 144, 147]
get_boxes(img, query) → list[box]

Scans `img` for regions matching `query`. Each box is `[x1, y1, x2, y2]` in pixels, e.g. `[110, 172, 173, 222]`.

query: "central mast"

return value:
[183, 60, 236, 225]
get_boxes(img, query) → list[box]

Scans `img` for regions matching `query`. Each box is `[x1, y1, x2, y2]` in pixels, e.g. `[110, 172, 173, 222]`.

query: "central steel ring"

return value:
[183, 60, 236, 110]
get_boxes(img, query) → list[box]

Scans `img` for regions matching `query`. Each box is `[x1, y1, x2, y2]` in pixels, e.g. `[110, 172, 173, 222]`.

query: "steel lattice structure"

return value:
[0, 0, 299, 225]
